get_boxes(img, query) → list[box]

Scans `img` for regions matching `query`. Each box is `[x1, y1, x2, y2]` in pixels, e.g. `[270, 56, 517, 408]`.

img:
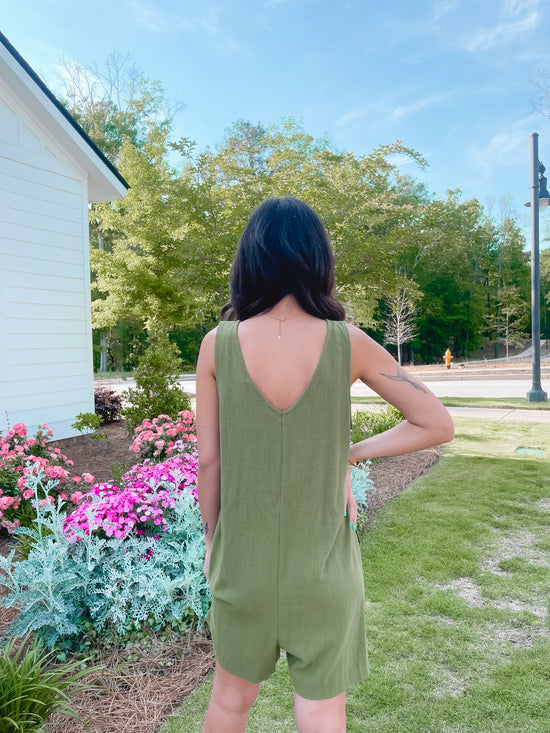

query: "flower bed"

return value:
[63, 452, 198, 541]
[0, 413, 209, 655]
[129, 410, 196, 463]
[0, 422, 94, 534]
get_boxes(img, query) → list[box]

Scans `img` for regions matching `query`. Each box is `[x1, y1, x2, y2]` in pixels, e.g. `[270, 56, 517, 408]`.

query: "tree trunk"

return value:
[96, 222, 108, 372]
[100, 333, 108, 371]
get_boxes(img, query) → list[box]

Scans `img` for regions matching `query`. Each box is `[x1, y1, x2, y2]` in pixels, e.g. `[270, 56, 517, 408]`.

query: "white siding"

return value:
[0, 92, 94, 441]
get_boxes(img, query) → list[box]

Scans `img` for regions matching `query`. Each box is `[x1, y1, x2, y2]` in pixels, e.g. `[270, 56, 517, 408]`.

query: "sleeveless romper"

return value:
[207, 319, 369, 700]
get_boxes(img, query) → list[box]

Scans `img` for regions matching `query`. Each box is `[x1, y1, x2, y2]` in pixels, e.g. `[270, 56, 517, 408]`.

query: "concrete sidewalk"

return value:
[350, 403, 550, 423]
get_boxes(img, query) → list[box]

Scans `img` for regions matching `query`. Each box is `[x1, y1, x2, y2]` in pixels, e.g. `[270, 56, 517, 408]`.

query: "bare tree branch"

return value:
[383, 290, 417, 365]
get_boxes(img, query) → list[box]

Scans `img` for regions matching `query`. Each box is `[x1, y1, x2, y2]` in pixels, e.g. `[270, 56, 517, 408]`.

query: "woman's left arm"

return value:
[196, 328, 221, 580]
[348, 324, 454, 463]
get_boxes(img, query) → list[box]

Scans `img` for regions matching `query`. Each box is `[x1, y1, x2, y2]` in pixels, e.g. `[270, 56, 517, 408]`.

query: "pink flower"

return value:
[71, 476, 81, 484]
[70, 491, 84, 504]
[82, 473, 95, 484]
[22, 489, 34, 500]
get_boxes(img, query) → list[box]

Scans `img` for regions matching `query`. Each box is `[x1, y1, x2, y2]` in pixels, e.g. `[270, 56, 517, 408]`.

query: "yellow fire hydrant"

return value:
[443, 348, 453, 369]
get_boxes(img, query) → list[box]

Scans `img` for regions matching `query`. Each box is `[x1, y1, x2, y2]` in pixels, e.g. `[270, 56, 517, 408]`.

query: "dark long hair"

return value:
[220, 197, 345, 321]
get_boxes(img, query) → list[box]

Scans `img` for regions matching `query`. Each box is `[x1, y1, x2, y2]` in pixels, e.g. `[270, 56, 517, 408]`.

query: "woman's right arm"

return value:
[348, 324, 454, 463]
[195, 328, 221, 579]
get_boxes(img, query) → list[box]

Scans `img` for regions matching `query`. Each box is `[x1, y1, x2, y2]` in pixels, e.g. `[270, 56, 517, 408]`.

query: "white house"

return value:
[0, 32, 127, 440]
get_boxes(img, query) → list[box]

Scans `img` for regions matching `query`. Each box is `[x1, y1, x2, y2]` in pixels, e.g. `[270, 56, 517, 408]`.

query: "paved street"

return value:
[97, 373, 550, 422]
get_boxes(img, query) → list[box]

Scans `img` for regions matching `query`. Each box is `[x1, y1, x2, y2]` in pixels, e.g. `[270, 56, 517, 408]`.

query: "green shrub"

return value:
[0, 634, 95, 732]
[122, 329, 191, 433]
[71, 413, 108, 447]
[351, 404, 404, 444]
[71, 412, 102, 435]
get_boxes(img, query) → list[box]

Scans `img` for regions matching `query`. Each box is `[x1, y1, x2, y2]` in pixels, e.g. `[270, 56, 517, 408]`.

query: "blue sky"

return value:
[3, 0, 550, 241]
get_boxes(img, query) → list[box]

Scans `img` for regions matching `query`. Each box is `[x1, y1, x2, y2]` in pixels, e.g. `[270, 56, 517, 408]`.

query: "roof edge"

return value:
[0, 30, 129, 191]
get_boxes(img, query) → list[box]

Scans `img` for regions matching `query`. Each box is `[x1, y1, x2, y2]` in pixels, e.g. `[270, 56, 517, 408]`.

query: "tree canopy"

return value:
[59, 59, 532, 365]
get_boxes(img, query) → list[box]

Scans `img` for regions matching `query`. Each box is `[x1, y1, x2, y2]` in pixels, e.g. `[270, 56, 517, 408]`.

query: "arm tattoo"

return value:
[379, 365, 428, 394]
[204, 522, 209, 537]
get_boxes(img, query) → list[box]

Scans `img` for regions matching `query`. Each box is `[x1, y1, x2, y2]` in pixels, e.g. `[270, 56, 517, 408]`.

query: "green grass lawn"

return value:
[352, 396, 550, 410]
[162, 419, 550, 732]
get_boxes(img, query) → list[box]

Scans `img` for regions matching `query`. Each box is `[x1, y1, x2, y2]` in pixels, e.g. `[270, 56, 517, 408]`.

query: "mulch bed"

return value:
[48, 420, 137, 485]
[0, 422, 440, 733]
[46, 638, 215, 733]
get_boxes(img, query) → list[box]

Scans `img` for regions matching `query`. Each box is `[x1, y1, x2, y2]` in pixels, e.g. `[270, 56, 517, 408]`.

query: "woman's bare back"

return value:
[236, 303, 328, 413]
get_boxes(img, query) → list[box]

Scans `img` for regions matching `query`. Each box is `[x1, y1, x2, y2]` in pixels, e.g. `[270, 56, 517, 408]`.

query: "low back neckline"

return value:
[234, 319, 330, 414]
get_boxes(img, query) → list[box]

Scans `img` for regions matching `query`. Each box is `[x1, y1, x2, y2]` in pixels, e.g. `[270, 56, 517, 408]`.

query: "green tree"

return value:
[187, 118, 427, 326]
[58, 53, 181, 371]
[483, 214, 529, 357]
[485, 285, 529, 359]
[91, 126, 196, 334]
[121, 327, 191, 433]
[396, 192, 493, 361]
[58, 51, 175, 163]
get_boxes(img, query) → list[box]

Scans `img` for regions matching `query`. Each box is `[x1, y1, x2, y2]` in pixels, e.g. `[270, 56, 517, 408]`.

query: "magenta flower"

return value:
[63, 451, 198, 542]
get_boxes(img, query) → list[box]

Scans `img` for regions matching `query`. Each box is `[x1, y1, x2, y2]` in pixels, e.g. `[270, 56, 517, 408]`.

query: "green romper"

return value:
[207, 319, 369, 700]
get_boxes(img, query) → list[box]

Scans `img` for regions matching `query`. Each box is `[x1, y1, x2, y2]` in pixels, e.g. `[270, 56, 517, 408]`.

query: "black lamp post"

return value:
[525, 132, 549, 402]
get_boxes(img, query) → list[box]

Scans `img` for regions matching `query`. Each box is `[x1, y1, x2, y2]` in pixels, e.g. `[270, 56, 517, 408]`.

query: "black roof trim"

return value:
[0, 30, 128, 190]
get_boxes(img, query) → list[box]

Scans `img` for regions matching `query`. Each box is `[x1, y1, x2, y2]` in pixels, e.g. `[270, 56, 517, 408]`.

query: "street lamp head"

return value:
[539, 163, 550, 209]
[525, 160, 550, 208]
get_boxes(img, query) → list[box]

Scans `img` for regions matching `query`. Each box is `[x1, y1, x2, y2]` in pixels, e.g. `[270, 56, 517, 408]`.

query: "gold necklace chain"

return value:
[266, 313, 301, 341]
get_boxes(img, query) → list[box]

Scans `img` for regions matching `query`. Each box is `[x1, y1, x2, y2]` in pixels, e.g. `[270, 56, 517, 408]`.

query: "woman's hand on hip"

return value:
[345, 468, 358, 530]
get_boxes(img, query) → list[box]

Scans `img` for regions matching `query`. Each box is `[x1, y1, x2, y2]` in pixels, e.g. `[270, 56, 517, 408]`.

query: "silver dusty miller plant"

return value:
[0, 466, 210, 649]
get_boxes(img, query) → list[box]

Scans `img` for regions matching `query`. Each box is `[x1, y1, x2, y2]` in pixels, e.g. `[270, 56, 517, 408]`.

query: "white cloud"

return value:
[334, 99, 390, 128]
[129, 1, 223, 37]
[505, 0, 541, 15]
[466, 14, 538, 51]
[390, 92, 452, 120]
[335, 91, 452, 128]
[127, 1, 244, 55]
[335, 106, 369, 127]
[467, 113, 540, 184]
[463, 0, 541, 52]
[432, 0, 460, 21]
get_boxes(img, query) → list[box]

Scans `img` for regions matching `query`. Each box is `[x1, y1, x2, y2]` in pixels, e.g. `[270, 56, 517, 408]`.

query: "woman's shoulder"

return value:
[199, 321, 240, 357]
[198, 326, 219, 362]
[346, 322, 381, 353]
[346, 322, 365, 342]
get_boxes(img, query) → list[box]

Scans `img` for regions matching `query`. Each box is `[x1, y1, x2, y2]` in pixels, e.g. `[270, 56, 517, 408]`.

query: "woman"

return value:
[196, 197, 454, 733]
